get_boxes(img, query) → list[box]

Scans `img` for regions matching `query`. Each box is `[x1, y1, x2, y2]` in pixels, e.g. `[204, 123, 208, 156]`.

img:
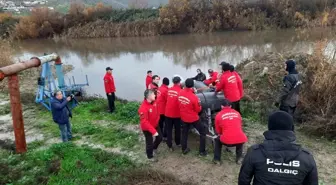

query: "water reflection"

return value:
[14, 28, 336, 100]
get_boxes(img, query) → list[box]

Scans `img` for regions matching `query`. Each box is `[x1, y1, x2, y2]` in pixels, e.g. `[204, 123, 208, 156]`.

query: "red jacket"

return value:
[204, 71, 218, 86]
[138, 100, 159, 135]
[104, 73, 116, 93]
[148, 83, 159, 91]
[157, 84, 168, 115]
[215, 107, 248, 144]
[146, 75, 152, 89]
[215, 71, 240, 102]
[165, 84, 182, 118]
[178, 88, 202, 123]
[233, 71, 244, 99]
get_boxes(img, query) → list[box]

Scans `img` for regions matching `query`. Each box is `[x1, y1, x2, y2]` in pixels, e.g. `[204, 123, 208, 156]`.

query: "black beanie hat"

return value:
[268, 111, 294, 131]
[285, 60, 296, 72]
[162, 77, 169, 86]
[172, 76, 181, 84]
[221, 63, 231, 71]
[185, 78, 194, 88]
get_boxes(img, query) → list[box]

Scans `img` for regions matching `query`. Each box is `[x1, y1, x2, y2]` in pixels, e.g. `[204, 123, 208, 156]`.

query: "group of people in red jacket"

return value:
[139, 61, 247, 164]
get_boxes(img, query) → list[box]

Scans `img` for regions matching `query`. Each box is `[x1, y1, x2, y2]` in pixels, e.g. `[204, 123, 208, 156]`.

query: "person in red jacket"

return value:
[138, 89, 162, 162]
[104, 67, 116, 113]
[213, 99, 247, 165]
[148, 75, 160, 93]
[178, 78, 207, 156]
[165, 76, 182, 151]
[215, 62, 241, 113]
[157, 77, 169, 141]
[203, 69, 218, 86]
[145, 70, 152, 89]
[230, 64, 244, 100]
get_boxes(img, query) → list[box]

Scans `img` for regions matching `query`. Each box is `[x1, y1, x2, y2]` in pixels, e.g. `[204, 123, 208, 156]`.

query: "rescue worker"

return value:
[230, 64, 244, 101]
[138, 89, 162, 162]
[157, 77, 169, 141]
[203, 69, 218, 86]
[192, 68, 206, 82]
[178, 78, 207, 156]
[104, 67, 116, 113]
[165, 76, 182, 151]
[275, 60, 302, 117]
[238, 111, 318, 185]
[145, 70, 152, 89]
[215, 62, 241, 113]
[148, 75, 160, 92]
[213, 99, 247, 165]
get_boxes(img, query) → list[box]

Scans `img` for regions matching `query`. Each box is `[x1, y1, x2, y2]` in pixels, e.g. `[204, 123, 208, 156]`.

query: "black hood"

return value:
[259, 130, 302, 163]
[286, 60, 298, 74]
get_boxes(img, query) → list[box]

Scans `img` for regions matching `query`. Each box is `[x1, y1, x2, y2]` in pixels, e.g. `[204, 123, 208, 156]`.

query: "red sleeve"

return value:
[215, 114, 222, 135]
[215, 77, 224, 92]
[104, 77, 112, 93]
[139, 108, 156, 135]
[236, 73, 244, 98]
[111, 77, 116, 92]
[146, 77, 151, 89]
[162, 90, 168, 104]
[194, 96, 202, 113]
[210, 72, 218, 84]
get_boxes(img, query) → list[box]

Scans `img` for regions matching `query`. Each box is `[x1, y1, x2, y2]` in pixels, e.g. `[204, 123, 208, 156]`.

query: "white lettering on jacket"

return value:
[228, 75, 236, 83]
[168, 90, 178, 97]
[178, 96, 190, 105]
[221, 112, 239, 120]
[266, 158, 300, 176]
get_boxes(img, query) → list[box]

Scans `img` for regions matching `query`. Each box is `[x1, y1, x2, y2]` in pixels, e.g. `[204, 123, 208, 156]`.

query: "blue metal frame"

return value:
[35, 60, 89, 111]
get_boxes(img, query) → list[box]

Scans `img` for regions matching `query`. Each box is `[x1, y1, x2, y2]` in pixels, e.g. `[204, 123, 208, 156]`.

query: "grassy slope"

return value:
[0, 94, 335, 184]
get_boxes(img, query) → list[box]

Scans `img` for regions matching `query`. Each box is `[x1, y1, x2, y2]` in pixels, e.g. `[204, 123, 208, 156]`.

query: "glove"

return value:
[274, 102, 280, 107]
[153, 132, 159, 137]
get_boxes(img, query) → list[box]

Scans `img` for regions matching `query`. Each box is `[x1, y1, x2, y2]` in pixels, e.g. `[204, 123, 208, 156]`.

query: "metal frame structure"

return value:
[35, 55, 89, 111]
[0, 53, 88, 153]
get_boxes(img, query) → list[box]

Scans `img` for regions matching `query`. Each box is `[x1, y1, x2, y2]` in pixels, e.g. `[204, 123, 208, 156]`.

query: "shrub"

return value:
[236, 40, 336, 138]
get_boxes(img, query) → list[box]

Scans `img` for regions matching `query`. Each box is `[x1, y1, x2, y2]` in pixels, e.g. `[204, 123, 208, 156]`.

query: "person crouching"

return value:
[178, 78, 207, 156]
[213, 99, 248, 165]
[138, 89, 162, 162]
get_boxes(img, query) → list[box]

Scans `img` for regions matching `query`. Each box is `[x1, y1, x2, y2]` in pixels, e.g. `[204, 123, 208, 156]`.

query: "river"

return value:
[14, 28, 336, 101]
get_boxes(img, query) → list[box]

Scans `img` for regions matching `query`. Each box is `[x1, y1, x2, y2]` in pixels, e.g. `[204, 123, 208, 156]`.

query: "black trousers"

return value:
[159, 114, 167, 138]
[165, 117, 181, 148]
[214, 137, 244, 161]
[143, 127, 162, 159]
[106, 93, 115, 112]
[280, 104, 296, 116]
[181, 120, 206, 153]
[232, 100, 241, 114]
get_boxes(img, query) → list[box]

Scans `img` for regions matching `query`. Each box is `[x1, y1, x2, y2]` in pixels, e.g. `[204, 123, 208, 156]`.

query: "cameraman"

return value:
[51, 90, 73, 142]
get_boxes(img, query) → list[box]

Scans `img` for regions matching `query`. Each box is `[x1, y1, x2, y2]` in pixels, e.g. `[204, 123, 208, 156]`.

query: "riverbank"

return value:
[1, 90, 336, 184]
[1, 0, 336, 39]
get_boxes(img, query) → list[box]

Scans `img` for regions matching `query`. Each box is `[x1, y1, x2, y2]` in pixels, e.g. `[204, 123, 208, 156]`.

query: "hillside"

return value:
[12, 0, 168, 9]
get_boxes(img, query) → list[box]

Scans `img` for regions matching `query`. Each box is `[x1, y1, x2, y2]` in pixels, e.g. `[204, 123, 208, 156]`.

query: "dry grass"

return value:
[0, 39, 13, 92]
[6, 0, 336, 39]
[299, 40, 336, 137]
[236, 40, 336, 138]
[0, 39, 13, 68]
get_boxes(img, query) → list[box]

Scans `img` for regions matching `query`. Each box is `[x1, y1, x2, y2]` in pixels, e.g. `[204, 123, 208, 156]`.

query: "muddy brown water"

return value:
[14, 28, 336, 101]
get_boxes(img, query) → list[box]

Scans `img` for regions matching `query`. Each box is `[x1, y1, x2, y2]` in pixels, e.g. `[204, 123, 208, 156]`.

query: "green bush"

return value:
[0, 143, 137, 185]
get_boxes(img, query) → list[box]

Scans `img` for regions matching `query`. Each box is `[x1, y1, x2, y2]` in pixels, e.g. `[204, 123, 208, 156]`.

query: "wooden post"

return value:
[8, 74, 27, 153]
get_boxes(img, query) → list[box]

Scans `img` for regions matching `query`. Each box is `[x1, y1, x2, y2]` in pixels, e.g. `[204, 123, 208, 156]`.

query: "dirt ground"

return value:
[1, 62, 336, 184]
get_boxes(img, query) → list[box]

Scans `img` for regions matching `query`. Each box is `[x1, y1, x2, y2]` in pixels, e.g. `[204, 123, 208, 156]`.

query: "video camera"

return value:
[68, 94, 75, 99]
